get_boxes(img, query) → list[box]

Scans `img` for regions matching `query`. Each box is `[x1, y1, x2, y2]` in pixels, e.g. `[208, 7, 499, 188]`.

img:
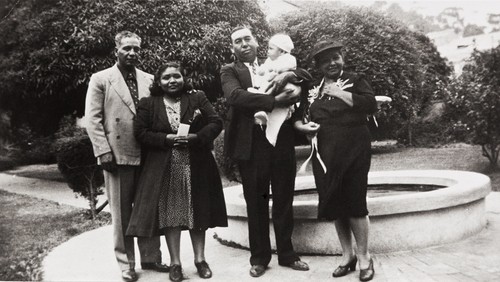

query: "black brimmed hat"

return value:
[310, 39, 343, 60]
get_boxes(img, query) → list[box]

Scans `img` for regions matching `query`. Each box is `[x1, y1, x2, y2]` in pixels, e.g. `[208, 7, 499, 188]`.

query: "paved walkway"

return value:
[1, 173, 500, 281]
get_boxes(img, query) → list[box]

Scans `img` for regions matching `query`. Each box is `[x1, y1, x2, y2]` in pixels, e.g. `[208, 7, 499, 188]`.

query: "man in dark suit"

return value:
[85, 31, 169, 282]
[220, 26, 310, 278]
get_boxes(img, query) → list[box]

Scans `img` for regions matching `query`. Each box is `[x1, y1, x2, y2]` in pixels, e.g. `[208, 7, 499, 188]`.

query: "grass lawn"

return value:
[369, 144, 499, 191]
[0, 190, 110, 281]
[0, 144, 498, 281]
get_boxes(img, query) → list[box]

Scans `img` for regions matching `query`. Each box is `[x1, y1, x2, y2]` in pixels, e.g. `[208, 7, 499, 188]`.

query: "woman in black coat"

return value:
[127, 61, 227, 281]
[295, 40, 378, 281]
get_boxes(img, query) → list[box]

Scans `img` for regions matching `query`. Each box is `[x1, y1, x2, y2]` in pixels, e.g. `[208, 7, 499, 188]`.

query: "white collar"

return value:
[243, 59, 259, 68]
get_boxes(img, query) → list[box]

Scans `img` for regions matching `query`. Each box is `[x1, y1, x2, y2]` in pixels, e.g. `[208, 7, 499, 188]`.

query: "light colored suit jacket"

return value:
[85, 64, 153, 165]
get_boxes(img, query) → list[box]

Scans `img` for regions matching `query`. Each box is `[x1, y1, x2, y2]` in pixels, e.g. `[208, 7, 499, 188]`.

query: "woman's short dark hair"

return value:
[149, 61, 192, 96]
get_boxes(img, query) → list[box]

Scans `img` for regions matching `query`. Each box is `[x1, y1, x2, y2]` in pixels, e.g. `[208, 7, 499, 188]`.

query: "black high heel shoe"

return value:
[332, 256, 357, 278]
[359, 258, 375, 281]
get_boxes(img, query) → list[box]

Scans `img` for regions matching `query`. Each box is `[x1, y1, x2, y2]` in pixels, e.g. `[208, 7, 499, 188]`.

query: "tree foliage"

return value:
[271, 5, 452, 142]
[443, 47, 500, 168]
[0, 0, 269, 135]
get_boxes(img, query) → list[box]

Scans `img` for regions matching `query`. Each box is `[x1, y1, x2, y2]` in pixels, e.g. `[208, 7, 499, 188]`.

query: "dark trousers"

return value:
[238, 125, 299, 266]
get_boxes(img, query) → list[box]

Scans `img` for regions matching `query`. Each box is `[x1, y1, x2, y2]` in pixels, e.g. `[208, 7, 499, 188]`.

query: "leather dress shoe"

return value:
[359, 258, 375, 281]
[195, 260, 212, 279]
[141, 262, 170, 272]
[332, 256, 357, 277]
[121, 269, 138, 282]
[169, 264, 184, 282]
[280, 260, 309, 271]
[249, 264, 267, 277]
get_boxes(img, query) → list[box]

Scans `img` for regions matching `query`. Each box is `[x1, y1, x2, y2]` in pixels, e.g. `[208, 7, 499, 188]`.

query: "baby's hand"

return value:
[265, 71, 295, 93]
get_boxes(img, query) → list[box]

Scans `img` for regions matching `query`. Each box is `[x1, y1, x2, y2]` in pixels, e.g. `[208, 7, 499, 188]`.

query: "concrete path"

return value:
[0, 172, 108, 212]
[1, 172, 500, 281]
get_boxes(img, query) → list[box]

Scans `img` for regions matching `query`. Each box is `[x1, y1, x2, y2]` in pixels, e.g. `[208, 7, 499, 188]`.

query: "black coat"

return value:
[220, 61, 312, 160]
[127, 90, 227, 237]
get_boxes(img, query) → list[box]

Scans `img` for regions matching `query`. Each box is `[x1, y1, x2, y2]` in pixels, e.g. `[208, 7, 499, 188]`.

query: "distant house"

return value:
[258, 0, 301, 20]
[488, 13, 500, 31]
[437, 7, 464, 30]
[434, 31, 500, 74]
[427, 28, 461, 46]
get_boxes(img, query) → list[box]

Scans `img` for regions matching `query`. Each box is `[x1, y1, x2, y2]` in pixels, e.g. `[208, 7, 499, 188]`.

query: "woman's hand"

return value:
[174, 133, 198, 146]
[294, 120, 320, 140]
[322, 83, 354, 106]
[322, 83, 345, 98]
[165, 134, 178, 146]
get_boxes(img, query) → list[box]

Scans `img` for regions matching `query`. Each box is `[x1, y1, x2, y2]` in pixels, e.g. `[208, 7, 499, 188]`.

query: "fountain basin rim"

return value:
[223, 170, 491, 218]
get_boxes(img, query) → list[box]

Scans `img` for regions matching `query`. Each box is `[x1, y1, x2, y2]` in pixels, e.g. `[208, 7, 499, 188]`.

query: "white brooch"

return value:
[307, 78, 325, 105]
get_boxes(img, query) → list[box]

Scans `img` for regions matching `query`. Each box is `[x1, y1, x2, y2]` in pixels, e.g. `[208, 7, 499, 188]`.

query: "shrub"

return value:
[0, 156, 16, 172]
[213, 130, 240, 183]
[54, 116, 103, 218]
[11, 126, 57, 165]
[55, 132, 104, 219]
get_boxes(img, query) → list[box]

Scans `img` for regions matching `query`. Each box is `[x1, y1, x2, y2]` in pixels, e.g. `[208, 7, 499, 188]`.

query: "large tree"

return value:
[444, 46, 500, 168]
[0, 0, 269, 135]
[271, 5, 452, 142]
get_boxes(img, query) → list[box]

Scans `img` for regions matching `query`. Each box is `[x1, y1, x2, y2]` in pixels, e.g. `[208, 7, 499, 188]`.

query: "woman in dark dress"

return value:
[295, 40, 377, 281]
[127, 61, 227, 282]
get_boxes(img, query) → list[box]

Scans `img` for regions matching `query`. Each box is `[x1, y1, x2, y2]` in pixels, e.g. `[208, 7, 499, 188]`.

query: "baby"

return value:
[250, 33, 301, 146]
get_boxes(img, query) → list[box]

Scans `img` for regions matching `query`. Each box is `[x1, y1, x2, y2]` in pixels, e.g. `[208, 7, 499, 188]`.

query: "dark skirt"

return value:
[312, 123, 371, 220]
[127, 147, 228, 237]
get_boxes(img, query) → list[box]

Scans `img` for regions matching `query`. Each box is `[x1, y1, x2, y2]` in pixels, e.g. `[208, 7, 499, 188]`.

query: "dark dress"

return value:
[306, 72, 377, 220]
[126, 90, 228, 237]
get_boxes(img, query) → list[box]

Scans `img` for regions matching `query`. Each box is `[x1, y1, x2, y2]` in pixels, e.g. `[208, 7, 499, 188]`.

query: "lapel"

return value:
[135, 69, 151, 99]
[180, 91, 191, 123]
[109, 64, 136, 115]
[235, 61, 253, 89]
[155, 96, 173, 132]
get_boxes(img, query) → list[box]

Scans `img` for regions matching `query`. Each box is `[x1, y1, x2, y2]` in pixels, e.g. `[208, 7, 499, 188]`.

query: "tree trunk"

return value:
[407, 120, 413, 146]
[482, 143, 499, 169]
[88, 180, 96, 221]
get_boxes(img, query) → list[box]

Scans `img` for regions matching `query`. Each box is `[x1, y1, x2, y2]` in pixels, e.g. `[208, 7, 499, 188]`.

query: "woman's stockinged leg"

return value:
[165, 227, 182, 266]
[334, 217, 356, 265]
[349, 216, 372, 269]
[189, 229, 206, 263]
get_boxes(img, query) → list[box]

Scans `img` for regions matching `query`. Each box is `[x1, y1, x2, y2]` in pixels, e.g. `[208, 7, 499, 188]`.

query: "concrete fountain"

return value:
[215, 170, 491, 254]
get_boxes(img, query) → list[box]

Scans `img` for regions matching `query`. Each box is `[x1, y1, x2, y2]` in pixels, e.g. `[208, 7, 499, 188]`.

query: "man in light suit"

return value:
[85, 31, 169, 282]
[220, 26, 311, 278]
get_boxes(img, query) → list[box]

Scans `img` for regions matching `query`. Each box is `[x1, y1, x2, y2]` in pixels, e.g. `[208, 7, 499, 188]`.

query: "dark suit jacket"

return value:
[127, 90, 227, 236]
[220, 61, 312, 160]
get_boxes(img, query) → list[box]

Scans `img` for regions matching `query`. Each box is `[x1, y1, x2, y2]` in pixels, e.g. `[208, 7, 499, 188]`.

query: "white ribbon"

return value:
[298, 135, 327, 174]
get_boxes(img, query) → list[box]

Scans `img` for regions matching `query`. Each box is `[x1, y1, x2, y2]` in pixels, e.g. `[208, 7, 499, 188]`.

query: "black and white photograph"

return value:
[1, 0, 499, 281]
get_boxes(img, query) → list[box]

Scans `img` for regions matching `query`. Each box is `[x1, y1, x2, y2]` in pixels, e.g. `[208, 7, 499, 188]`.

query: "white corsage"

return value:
[307, 79, 324, 105]
[189, 108, 202, 124]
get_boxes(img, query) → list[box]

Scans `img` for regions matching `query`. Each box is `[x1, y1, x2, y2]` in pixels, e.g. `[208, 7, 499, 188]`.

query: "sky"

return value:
[342, 0, 500, 25]
[263, 1, 500, 26]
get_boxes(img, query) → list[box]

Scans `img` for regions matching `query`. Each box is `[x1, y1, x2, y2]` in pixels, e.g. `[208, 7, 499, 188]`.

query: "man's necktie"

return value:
[251, 62, 257, 76]
[125, 72, 139, 108]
